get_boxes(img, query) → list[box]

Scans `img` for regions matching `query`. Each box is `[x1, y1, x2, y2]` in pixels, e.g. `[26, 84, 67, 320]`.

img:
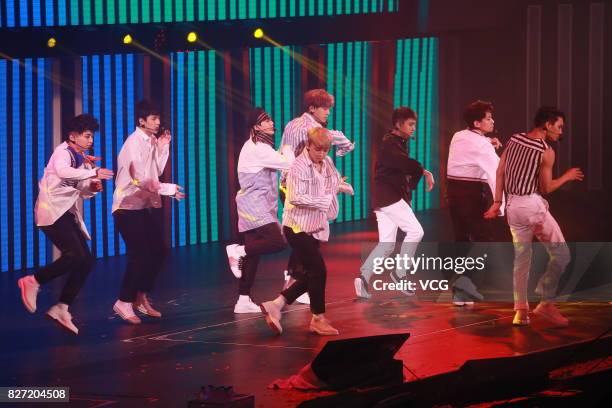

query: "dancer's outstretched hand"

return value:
[174, 185, 186, 200]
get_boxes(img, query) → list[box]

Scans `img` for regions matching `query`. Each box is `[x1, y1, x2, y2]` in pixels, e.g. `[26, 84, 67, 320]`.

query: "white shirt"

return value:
[34, 142, 99, 239]
[112, 127, 177, 212]
[447, 129, 505, 214]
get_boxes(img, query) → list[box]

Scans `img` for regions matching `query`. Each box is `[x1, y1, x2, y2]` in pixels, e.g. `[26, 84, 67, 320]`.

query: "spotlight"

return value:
[187, 32, 197, 43]
[47, 37, 56, 48]
[123, 34, 133, 45]
[253, 28, 264, 39]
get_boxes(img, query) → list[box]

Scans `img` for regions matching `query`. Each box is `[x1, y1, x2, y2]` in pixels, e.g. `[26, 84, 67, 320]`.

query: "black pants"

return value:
[447, 179, 493, 242]
[114, 209, 167, 302]
[239, 222, 287, 296]
[446, 179, 494, 287]
[35, 212, 95, 305]
[281, 227, 326, 315]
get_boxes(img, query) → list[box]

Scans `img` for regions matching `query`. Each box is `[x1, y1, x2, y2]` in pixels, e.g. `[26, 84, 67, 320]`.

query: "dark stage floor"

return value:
[1, 210, 611, 407]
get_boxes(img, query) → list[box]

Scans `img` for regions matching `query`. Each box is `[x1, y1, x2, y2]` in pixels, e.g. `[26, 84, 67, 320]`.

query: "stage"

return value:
[1, 213, 611, 407]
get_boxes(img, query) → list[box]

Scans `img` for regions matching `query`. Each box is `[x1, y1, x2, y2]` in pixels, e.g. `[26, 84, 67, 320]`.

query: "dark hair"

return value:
[247, 107, 267, 129]
[392, 107, 417, 127]
[64, 113, 99, 140]
[303, 89, 334, 111]
[135, 99, 161, 125]
[534, 106, 565, 128]
[463, 100, 493, 129]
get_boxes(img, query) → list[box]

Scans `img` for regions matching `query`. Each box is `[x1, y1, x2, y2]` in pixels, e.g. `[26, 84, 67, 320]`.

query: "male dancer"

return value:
[112, 100, 185, 324]
[446, 100, 503, 306]
[18, 114, 114, 334]
[280, 89, 355, 303]
[485, 106, 583, 326]
[355, 107, 434, 299]
[260, 128, 353, 336]
[225, 108, 295, 313]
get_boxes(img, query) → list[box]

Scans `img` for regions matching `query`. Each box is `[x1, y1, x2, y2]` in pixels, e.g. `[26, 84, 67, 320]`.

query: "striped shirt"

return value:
[282, 151, 340, 242]
[503, 133, 548, 196]
[235, 139, 294, 232]
[281, 112, 355, 157]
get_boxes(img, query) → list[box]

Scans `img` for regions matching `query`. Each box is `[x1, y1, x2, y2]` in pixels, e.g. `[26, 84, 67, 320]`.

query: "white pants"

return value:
[506, 194, 570, 310]
[361, 199, 424, 283]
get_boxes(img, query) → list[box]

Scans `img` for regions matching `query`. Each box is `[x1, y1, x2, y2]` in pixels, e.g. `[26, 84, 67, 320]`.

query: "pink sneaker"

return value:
[17, 275, 39, 313]
[533, 302, 569, 327]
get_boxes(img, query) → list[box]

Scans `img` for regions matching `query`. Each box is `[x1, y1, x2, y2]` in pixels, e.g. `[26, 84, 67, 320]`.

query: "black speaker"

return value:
[310, 333, 410, 390]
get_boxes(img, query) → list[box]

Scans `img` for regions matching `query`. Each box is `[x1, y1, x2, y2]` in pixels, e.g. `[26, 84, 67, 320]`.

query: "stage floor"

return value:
[1, 216, 611, 407]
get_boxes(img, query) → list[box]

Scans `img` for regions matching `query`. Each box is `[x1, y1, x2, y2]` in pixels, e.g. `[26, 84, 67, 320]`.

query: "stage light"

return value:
[123, 34, 133, 45]
[47, 37, 56, 48]
[187, 32, 197, 43]
[254, 28, 264, 39]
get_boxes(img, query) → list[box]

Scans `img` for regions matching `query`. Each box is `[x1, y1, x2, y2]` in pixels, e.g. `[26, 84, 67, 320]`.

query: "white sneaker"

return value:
[296, 293, 310, 305]
[17, 275, 39, 313]
[354, 277, 372, 299]
[234, 296, 262, 314]
[260, 301, 283, 335]
[226, 244, 245, 278]
[113, 300, 142, 324]
[47, 304, 78, 335]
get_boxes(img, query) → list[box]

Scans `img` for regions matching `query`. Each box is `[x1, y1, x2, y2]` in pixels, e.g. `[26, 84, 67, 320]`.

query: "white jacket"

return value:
[34, 142, 99, 239]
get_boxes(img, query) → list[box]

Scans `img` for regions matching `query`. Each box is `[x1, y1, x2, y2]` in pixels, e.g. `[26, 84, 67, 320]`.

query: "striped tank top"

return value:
[503, 133, 548, 195]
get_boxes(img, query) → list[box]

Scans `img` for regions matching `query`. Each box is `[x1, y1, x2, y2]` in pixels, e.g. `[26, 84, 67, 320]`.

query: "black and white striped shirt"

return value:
[503, 133, 548, 195]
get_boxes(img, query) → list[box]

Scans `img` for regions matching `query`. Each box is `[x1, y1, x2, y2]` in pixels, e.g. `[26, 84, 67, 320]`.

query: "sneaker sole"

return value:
[309, 327, 339, 336]
[354, 278, 371, 299]
[17, 279, 36, 313]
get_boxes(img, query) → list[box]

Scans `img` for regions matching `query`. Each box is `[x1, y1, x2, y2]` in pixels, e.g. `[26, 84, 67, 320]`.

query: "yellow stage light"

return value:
[123, 34, 133, 45]
[187, 32, 198, 43]
[253, 28, 264, 39]
[47, 37, 56, 48]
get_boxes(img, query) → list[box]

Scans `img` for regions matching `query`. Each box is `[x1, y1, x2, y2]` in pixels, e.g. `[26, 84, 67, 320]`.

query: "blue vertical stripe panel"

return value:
[44, 0, 54, 25]
[103, 55, 114, 256]
[24, 59, 34, 267]
[197, 51, 208, 242]
[19, 0, 28, 26]
[170, 53, 175, 245]
[32, 0, 42, 26]
[58, 0, 67, 25]
[114, 54, 126, 254]
[0, 60, 7, 271]
[6, 0, 16, 26]
[82, 56, 91, 243]
[207, 52, 218, 241]
[37, 58, 47, 265]
[91, 55, 103, 256]
[176, 52, 186, 246]
[187, 52, 196, 245]
[126, 55, 135, 135]
[12, 60, 21, 270]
